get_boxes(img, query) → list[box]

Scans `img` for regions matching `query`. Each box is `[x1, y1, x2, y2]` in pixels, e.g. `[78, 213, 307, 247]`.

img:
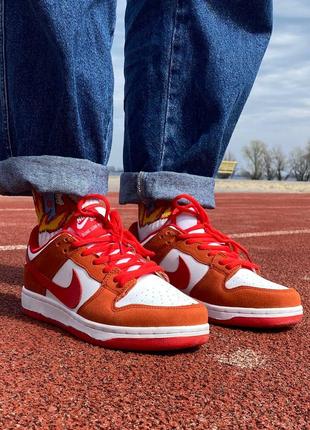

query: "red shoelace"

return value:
[69, 195, 162, 286]
[170, 194, 259, 271]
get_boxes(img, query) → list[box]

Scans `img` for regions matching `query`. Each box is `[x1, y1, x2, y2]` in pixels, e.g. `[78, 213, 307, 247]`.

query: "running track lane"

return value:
[0, 193, 309, 429]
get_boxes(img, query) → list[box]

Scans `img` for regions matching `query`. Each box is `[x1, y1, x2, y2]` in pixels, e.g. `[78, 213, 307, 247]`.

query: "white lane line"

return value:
[231, 229, 310, 239]
[0, 245, 27, 251]
[1, 229, 309, 252]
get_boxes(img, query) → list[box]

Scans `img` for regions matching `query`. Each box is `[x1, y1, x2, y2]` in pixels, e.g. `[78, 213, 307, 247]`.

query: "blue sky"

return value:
[109, 0, 310, 168]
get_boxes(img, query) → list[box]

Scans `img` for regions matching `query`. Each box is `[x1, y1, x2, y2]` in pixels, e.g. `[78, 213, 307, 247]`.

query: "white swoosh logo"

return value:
[76, 218, 88, 230]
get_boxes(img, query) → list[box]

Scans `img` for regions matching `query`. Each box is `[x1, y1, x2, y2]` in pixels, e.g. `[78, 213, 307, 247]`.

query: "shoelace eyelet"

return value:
[113, 276, 122, 288]
[169, 194, 257, 272]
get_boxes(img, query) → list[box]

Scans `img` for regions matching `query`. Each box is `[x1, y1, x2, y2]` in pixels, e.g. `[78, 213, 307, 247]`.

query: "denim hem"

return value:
[0, 155, 109, 196]
[119, 171, 215, 208]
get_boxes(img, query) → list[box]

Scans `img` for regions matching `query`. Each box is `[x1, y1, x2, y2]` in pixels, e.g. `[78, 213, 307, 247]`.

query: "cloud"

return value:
[274, 0, 310, 19]
[230, 0, 310, 161]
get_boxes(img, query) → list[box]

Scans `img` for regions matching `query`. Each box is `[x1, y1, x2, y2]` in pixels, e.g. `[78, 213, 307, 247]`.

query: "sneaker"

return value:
[22, 195, 209, 351]
[131, 194, 303, 328]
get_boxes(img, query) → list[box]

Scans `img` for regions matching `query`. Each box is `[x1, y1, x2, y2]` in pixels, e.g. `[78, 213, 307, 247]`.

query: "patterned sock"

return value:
[138, 200, 172, 241]
[32, 190, 77, 247]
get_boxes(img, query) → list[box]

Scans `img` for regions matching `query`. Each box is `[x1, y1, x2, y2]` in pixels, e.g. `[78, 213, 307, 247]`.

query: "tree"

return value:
[242, 140, 266, 180]
[262, 145, 275, 180]
[290, 146, 310, 181]
[272, 146, 286, 181]
[306, 140, 310, 163]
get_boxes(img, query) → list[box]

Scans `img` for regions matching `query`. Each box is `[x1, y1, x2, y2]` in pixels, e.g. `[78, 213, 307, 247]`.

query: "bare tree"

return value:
[262, 145, 275, 180]
[272, 146, 286, 181]
[306, 140, 310, 163]
[290, 147, 310, 181]
[243, 140, 266, 180]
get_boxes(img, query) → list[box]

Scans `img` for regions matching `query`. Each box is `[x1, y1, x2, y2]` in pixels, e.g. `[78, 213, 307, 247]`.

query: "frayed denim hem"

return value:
[119, 171, 215, 208]
[0, 155, 109, 196]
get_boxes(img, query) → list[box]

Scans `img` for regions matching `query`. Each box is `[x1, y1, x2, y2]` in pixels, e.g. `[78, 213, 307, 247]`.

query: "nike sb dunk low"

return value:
[22, 195, 209, 351]
[131, 194, 303, 328]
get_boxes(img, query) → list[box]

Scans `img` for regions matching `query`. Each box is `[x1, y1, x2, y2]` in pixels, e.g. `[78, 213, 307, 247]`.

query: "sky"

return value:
[109, 0, 310, 168]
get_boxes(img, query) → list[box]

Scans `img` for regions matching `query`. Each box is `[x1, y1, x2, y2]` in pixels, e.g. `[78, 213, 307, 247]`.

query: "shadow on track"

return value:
[0, 263, 24, 286]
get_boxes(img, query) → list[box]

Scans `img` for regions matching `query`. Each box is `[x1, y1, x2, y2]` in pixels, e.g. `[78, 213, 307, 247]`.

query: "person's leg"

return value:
[0, 0, 116, 196]
[120, 0, 273, 208]
[1, 1, 210, 351]
[121, 1, 303, 328]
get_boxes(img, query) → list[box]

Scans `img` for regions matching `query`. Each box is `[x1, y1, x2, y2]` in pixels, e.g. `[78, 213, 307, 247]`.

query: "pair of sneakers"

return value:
[22, 194, 303, 351]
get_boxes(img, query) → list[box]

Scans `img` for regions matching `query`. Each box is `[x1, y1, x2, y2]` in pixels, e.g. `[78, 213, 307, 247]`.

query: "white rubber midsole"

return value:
[21, 288, 209, 341]
[205, 302, 303, 320]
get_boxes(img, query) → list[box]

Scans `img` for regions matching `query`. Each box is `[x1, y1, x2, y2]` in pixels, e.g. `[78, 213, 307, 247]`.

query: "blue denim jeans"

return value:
[0, 0, 272, 207]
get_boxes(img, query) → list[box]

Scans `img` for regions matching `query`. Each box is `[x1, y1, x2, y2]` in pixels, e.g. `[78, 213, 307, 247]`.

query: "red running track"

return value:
[0, 193, 309, 429]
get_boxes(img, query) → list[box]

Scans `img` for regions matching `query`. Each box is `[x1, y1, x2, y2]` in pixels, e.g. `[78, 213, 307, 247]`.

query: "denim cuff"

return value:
[0, 155, 109, 196]
[119, 171, 215, 208]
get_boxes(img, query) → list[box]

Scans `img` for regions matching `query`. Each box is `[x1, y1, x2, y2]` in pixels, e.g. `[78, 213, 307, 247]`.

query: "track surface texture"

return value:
[0, 193, 309, 430]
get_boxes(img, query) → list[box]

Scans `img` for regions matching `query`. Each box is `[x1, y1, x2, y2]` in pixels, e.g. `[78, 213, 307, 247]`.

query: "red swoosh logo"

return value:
[165, 257, 190, 290]
[27, 265, 82, 309]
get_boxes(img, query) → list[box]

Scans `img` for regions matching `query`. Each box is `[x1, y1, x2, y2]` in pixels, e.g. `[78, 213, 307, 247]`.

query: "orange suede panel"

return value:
[28, 235, 73, 277]
[24, 265, 46, 295]
[190, 268, 301, 308]
[24, 235, 73, 292]
[78, 286, 208, 327]
[143, 226, 179, 263]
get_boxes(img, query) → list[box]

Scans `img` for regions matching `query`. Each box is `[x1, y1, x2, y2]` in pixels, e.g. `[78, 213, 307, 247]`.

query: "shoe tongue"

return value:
[175, 207, 205, 234]
[69, 197, 143, 271]
[67, 197, 108, 239]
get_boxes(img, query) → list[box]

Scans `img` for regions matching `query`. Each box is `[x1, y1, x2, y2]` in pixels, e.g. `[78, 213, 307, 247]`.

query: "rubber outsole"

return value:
[205, 300, 303, 328]
[209, 314, 303, 328]
[22, 308, 209, 351]
[21, 287, 210, 351]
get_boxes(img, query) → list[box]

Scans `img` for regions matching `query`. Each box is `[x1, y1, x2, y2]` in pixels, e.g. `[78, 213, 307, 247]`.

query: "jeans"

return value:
[0, 0, 272, 207]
